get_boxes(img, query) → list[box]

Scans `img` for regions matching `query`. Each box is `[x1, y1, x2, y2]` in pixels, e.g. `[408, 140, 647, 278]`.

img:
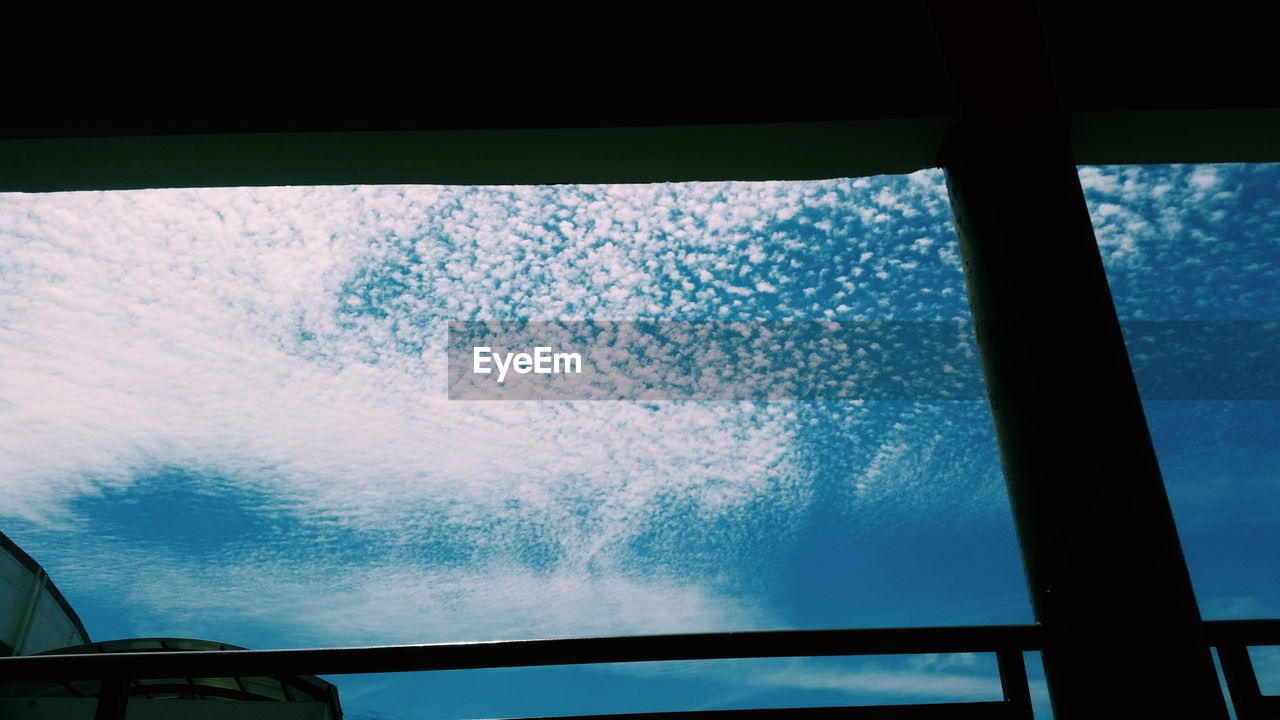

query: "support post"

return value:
[94, 678, 129, 720]
[941, 117, 1228, 717]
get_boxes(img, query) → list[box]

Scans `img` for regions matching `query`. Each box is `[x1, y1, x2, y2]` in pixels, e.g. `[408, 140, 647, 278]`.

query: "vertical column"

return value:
[94, 678, 129, 720]
[942, 117, 1227, 717]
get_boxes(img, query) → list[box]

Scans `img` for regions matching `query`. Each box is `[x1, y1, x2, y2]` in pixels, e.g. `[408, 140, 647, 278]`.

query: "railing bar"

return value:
[1204, 619, 1280, 647]
[0, 624, 1043, 683]
[92, 678, 128, 720]
[995, 649, 1033, 719]
[490, 701, 1016, 719]
[1218, 644, 1264, 720]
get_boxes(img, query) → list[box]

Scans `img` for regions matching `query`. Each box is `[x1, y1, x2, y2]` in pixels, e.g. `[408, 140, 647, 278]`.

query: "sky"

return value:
[0, 163, 1276, 718]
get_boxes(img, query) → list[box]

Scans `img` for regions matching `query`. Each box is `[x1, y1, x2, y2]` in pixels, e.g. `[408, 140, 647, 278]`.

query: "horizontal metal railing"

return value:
[0, 624, 1043, 681]
[1207, 620, 1280, 720]
[1, 619, 1278, 719]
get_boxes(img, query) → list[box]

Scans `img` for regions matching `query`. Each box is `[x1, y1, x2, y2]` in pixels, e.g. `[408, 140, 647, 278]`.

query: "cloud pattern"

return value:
[1, 162, 1275, 715]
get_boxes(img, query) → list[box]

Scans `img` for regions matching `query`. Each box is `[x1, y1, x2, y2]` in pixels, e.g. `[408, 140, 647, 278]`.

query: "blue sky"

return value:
[0, 164, 1276, 718]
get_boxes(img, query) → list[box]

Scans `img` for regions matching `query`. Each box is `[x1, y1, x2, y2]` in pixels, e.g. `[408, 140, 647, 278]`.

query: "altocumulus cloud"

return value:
[0, 174, 1000, 645]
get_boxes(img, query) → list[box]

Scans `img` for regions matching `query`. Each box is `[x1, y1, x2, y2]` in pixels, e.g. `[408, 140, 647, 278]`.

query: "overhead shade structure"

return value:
[0, 638, 342, 720]
[0, 531, 90, 657]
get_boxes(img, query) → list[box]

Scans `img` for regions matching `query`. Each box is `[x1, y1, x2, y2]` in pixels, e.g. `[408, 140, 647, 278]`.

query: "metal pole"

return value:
[93, 678, 128, 720]
[1218, 644, 1263, 719]
[941, 116, 1228, 717]
[995, 649, 1033, 719]
[0, 625, 1043, 682]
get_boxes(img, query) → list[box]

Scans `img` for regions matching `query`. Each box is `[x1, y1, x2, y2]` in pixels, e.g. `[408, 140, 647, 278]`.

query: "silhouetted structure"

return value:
[0, 531, 90, 656]
[0, 638, 342, 720]
[0, 533, 342, 719]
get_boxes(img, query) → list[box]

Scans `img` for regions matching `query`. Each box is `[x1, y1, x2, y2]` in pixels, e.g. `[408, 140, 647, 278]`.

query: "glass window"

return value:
[1080, 163, 1280, 693]
[0, 173, 1029, 717]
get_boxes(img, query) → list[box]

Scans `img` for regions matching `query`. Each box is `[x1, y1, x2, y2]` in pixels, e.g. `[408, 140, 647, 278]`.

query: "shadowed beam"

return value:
[0, 625, 1042, 682]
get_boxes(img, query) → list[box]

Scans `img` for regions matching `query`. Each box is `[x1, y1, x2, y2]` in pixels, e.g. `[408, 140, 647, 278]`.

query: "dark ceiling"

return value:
[0, 3, 1275, 190]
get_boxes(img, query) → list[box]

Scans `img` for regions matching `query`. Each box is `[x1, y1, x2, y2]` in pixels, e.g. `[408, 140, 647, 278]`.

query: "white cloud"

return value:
[598, 653, 1015, 704]
[45, 541, 770, 646]
[1078, 163, 1279, 319]
[0, 172, 1001, 644]
[1189, 167, 1221, 190]
[752, 663, 999, 699]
